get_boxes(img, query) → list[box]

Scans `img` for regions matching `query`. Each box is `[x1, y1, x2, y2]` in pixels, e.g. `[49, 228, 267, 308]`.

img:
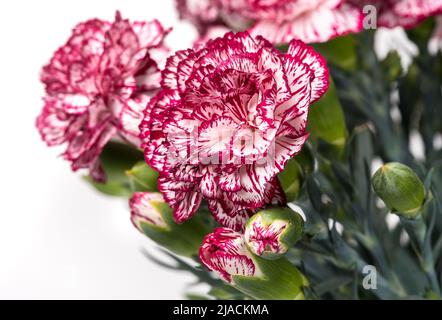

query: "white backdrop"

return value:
[0, 0, 199, 299]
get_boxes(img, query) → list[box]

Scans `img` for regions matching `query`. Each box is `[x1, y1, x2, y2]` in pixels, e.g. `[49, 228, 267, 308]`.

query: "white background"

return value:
[0, 0, 200, 299]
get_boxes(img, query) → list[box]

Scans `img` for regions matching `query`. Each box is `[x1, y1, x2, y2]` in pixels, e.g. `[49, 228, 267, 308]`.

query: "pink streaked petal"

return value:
[209, 253, 256, 283]
[276, 65, 312, 121]
[164, 118, 199, 163]
[37, 99, 72, 146]
[264, 177, 287, 205]
[173, 190, 203, 223]
[60, 94, 92, 114]
[118, 96, 150, 145]
[394, 0, 442, 19]
[250, 3, 362, 44]
[172, 164, 203, 183]
[161, 49, 192, 90]
[135, 60, 163, 92]
[271, 133, 310, 174]
[219, 171, 242, 192]
[238, 165, 268, 194]
[132, 19, 171, 48]
[158, 174, 202, 223]
[67, 122, 116, 167]
[287, 39, 329, 103]
[198, 116, 237, 159]
[199, 227, 257, 283]
[208, 197, 255, 232]
[201, 169, 219, 199]
[139, 31, 321, 231]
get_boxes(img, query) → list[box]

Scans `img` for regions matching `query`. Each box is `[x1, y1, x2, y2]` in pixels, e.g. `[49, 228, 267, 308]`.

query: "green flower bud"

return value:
[244, 207, 304, 260]
[130, 192, 210, 257]
[372, 162, 426, 219]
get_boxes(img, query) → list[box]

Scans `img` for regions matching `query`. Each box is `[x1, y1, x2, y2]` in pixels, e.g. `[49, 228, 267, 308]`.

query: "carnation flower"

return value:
[199, 227, 261, 283]
[350, 0, 442, 29]
[176, 0, 363, 44]
[140, 32, 329, 231]
[36, 12, 169, 181]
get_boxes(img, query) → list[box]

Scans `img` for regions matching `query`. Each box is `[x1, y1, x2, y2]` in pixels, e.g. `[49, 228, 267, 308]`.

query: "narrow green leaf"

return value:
[84, 141, 144, 197]
[126, 161, 159, 192]
[314, 35, 357, 71]
[308, 78, 347, 150]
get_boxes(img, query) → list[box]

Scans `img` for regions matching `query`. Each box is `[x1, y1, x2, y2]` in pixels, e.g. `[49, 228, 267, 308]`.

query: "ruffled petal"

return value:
[250, 3, 362, 44]
[158, 175, 202, 223]
[287, 39, 329, 103]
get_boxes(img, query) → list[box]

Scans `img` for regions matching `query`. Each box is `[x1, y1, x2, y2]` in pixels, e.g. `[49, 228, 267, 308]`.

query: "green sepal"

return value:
[313, 35, 357, 71]
[308, 78, 347, 153]
[278, 159, 302, 202]
[126, 161, 159, 192]
[84, 141, 144, 197]
[279, 147, 315, 202]
[232, 257, 308, 300]
[140, 201, 210, 258]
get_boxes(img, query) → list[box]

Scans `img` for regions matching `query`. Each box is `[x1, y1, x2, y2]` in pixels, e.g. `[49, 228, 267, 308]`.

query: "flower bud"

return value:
[129, 192, 210, 257]
[244, 207, 304, 260]
[199, 228, 308, 300]
[372, 162, 426, 219]
[130, 192, 168, 231]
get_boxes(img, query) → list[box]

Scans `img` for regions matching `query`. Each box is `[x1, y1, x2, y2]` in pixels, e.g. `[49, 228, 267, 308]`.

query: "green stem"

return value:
[400, 215, 441, 296]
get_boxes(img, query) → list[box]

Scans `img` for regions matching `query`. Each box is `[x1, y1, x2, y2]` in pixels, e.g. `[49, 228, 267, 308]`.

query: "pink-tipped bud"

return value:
[244, 207, 304, 260]
[129, 192, 168, 231]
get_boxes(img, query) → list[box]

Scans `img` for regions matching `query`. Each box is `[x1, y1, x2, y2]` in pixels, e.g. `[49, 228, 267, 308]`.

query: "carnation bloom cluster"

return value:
[140, 32, 329, 231]
[36, 1, 442, 298]
[177, 0, 364, 44]
[36, 12, 169, 181]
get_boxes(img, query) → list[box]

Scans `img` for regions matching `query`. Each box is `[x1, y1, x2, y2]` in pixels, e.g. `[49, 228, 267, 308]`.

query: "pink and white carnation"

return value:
[199, 228, 261, 283]
[350, 0, 442, 29]
[129, 192, 168, 231]
[176, 0, 363, 44]
[36, 12, 170, 181]
[140, 32, 329, 231]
